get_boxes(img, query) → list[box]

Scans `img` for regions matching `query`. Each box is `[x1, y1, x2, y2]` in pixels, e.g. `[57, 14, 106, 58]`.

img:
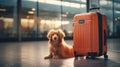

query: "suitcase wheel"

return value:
[104, 52, 108, 60]
[86, 56, 95, 59]
[87, 52, 97, 59]
[86, 56, 91, 59]
[74, 51, 79, 60]
[86, 56, 89, 59]
[91, 56, 95, 59]
[74, 52, 83, 58]
[74, 51, 79, 58]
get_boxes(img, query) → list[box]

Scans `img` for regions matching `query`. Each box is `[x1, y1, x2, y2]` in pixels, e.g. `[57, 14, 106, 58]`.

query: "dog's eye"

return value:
[50, 39, 52, 41]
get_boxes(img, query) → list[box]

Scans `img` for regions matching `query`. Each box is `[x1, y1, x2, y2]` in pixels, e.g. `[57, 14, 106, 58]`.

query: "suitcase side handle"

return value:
[104, 30, 107, 46]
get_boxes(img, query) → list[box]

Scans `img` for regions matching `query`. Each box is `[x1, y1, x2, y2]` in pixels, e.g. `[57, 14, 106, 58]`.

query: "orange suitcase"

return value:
[73, 12, 108, 59]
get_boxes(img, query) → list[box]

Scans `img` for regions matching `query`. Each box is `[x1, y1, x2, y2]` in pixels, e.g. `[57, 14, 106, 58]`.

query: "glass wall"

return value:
[0, 0, 17, 41]
[100, 0, 120, 38]
[90, 0, 120, 38]
[61, 0, 86, 37]
[100, 0, 113, 37]
[21, 0, 37, 39]
[113, 0, 120, 37]
[20, 0, 87, 40]
[0, 0, 120, 41]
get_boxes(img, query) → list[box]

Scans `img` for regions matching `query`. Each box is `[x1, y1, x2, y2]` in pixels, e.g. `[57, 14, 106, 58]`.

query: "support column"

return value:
[113, 0, 115, 37]
[17, 0, 21, 41]
[86, 0, 90, 12]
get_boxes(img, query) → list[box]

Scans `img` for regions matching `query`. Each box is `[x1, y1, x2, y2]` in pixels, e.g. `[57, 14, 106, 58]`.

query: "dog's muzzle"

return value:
[52, 34, 59, 41]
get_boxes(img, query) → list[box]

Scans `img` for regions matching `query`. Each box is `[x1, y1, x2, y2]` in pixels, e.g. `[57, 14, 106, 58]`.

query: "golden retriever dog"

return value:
[44, 29, 74, 59]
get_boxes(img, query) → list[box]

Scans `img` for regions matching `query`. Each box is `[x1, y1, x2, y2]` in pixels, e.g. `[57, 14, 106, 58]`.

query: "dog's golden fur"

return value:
[44, 29, 74, 59]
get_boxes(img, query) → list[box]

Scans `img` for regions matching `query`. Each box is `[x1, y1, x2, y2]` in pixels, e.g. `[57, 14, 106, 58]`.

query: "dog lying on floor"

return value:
[44, 29, 74, 59]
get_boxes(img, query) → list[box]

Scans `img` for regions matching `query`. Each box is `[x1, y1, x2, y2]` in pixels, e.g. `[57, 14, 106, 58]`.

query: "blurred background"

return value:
[0, 0, 120, 42]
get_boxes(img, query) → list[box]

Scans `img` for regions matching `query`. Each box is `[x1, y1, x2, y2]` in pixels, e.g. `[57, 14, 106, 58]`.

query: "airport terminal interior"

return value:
[0, 0, 120, 67]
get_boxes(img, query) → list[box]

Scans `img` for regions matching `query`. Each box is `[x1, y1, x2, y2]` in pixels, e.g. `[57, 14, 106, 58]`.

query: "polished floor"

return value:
[0, 39, 120, 67]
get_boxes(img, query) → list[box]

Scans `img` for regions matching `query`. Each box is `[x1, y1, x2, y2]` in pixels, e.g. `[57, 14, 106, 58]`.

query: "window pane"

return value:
[62, 0, 86, 37]
[100, 0, 113, 37]
[21, 0, 37, 39]
[38, 0, 61, 38]
[0, 0, 17, 39]
[114, 0, 120, 37]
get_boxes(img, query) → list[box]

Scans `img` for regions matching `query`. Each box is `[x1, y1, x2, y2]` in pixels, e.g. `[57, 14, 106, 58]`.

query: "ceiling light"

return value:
[28, 11, 34, 14]
[70, 3, 80, 8]
[66, 12, 69, 14]
[28, 0, 81, 8]
[62, 14, 67, 17]
[81, 0, 86, 3]
[81, 4, 86, 8]
[0, 8, 6, 12]
[32, 8, 36, 11]
[115, 18, 117, 21]
[118, 17, 120, 20]
[100, 1, 107, 5]
[116, 11, 120, 13]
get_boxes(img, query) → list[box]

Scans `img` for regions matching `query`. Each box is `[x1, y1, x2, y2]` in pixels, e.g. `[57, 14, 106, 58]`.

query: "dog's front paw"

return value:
[53, 56, 60, 59]
[44, 56, 52, 59]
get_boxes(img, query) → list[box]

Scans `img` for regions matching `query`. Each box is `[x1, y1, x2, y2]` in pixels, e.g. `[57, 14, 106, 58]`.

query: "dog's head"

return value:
[47, 29, 65, 45]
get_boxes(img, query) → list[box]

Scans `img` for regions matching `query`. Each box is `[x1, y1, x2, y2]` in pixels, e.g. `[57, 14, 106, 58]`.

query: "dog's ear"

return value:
[47, 29, 55, 39]
[57, 29, 65, 38]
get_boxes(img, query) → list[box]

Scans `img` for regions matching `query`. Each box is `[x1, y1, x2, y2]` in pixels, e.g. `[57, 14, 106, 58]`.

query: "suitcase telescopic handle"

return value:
[89, 7, 100, 11]
[89, 0, 100, 12]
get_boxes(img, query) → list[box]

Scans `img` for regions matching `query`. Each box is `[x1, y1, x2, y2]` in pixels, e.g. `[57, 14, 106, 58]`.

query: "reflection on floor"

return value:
[0, 39, 120, 67]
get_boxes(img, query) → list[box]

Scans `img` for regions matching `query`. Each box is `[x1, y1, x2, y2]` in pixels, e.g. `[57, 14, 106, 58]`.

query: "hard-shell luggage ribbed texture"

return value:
[73, 12, 108, 59]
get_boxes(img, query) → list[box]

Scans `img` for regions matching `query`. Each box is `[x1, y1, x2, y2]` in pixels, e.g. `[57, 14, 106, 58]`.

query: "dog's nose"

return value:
[54, 37, 57, 40]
